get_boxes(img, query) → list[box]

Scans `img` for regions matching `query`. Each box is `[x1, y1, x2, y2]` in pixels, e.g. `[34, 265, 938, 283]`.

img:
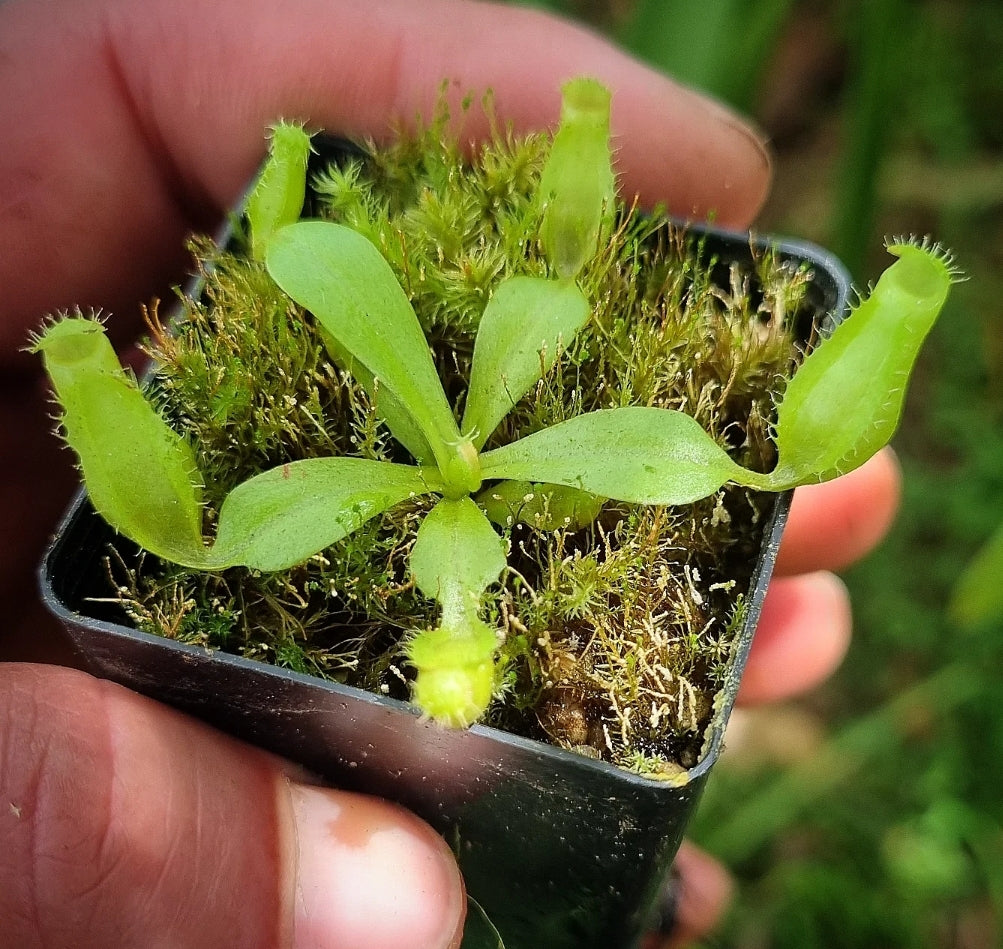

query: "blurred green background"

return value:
[515, 1, 1002, 945]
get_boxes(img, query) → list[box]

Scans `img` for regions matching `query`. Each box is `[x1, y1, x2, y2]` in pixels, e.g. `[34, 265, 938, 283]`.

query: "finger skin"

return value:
[640, 842, 732, 949]
[0, 0, 770, 361]
[0, 665, 285, 948]
[0, 374, 81, 663]
[738, 572, 852, 706]
[0, 664, 465, 949]
[775, 447, 902, 577]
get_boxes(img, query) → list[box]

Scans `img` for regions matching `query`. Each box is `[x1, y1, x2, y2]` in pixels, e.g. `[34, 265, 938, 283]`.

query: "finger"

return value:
[774, 447, 902, 577]
[737, 571, 852, 706]
[0, 0, 770, 357]
[0, 373, 82, 662]
[640, 841, 733, 949]
[0, 663, 465, 949]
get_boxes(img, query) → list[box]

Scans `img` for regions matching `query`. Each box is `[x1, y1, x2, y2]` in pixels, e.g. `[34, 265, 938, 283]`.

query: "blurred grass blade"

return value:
[619, 0, 795, 111]
[208, 457, 435, 571]
[949, 521, 1003, 629]
[701, 664, 984, 863]
[831, 0, 908, 278]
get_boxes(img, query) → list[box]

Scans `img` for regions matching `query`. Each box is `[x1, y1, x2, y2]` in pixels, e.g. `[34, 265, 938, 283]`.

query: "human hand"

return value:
[0, 0, 897, 945]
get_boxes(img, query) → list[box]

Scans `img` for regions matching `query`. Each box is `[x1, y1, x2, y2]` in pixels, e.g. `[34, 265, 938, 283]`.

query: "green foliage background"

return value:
[515, 1, 1003, 945]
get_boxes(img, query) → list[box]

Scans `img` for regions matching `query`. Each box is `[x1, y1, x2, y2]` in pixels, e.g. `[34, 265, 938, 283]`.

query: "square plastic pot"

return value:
[39, 140, 850, 949]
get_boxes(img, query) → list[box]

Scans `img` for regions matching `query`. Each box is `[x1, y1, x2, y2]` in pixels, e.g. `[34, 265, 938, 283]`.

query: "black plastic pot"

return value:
[39, 143, 850, 948]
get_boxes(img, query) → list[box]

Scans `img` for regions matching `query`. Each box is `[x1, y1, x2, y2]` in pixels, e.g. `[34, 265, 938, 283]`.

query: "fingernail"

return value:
[667, 82, 773, 226]
[694, 88, 772, 167]
[289, 784, 466, 949]
[715, 114, 773, 208]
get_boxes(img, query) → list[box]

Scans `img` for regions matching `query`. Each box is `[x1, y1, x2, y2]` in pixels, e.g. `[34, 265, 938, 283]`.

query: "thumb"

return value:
[0, 663, 466, 949]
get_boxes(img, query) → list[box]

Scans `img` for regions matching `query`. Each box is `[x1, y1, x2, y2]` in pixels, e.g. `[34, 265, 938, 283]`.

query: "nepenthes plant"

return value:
[34, 78, 957, 741]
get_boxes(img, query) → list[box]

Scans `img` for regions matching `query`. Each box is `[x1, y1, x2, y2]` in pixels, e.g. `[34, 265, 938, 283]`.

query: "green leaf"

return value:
[462, 276, 590, 448]
[207, 457, 436, 571]
[266, 221, 462, 466]
[479, 406, 745, 504]
[33, 317, 207, 567]
[245, 122, 313, 262]
[460, 896, 506, 949]
[319, 327, 436, 464]
[537, 78, 616, 278]
[766, 241, 956, 489]
[410, 497, 506, 618]
[949, 521, 1003, 630]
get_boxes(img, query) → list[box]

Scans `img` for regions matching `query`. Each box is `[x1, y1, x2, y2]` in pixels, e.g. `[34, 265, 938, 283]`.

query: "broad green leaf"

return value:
[245, 122, 313, 261]
[33, 317, 207, 567]
[462, 276, 590, 448]
[410, 497, 506, 618]
[207, 457, 436, 571]
[765, 242, 955, 489]
[537, 78, 616, 278]
[480, 406, 745, 504]
[266, 221, 462, 466]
